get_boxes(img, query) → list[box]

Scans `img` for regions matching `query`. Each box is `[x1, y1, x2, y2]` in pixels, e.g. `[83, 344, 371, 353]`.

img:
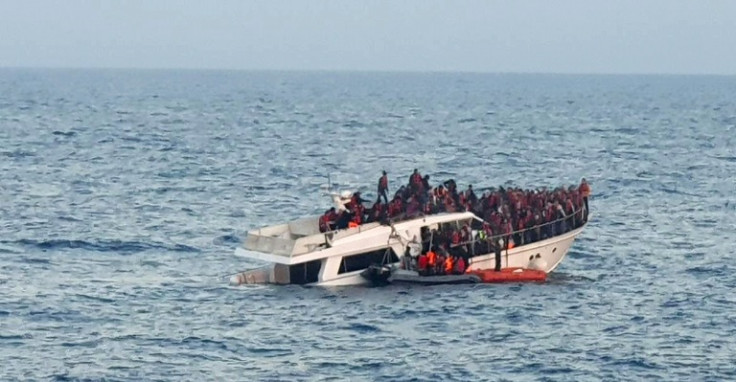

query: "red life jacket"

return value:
[379, 175, 388, 190]
[417, 255, 428, 270]
[388, 200, 402, 216]
[456, 257, 466, 274]
[318, 215, 328, 232]
[411, 173, 422, 185]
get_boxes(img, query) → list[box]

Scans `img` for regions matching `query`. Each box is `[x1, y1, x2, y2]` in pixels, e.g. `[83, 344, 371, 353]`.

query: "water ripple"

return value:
[1, 70, 735, 381]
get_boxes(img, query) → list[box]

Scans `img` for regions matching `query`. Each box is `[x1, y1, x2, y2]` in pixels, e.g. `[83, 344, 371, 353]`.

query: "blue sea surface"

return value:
[1, 69, 735, 381]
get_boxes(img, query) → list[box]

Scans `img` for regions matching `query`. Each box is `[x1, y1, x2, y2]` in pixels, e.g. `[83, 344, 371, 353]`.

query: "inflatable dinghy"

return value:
[469, 268, 547, 283]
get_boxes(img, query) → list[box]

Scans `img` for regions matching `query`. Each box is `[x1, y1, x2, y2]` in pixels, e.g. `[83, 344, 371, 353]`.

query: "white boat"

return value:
[231, 190, 588, 287]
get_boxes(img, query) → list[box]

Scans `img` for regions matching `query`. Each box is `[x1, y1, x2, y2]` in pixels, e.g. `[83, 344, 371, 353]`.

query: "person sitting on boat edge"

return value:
[318, 212, 328, 233]
[388, 195, 403, 219]
[366, 200, 388, 224]
[318, 207, 338, 232]
[350, 191, 370, 210]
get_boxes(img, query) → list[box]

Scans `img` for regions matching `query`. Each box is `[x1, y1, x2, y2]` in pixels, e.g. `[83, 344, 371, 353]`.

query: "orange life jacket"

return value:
[427, 251, 437, 266]
[580, 183, 591, 197]
[444, 257, 453, 274]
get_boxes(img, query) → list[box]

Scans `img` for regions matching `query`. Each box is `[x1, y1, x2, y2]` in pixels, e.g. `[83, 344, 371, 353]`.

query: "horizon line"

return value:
[1, 65, 735, 77]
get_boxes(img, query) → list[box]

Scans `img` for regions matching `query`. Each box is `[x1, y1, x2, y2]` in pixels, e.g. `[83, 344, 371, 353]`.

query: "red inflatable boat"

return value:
[469, 268, 547, 283]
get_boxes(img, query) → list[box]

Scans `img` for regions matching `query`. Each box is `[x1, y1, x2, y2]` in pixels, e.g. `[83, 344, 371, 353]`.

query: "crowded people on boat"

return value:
[318, 170, 591, 253]
[415, 243, 467, 276]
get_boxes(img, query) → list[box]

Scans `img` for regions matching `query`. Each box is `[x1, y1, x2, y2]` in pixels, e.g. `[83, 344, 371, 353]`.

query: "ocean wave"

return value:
[5, 239, 200, 254]
[344, 323, 381, 333]
[457, 117, 477, 123]
[51, 130, 76, 137]
[1, 150, 35, 158]
[212, 234, 242, 247]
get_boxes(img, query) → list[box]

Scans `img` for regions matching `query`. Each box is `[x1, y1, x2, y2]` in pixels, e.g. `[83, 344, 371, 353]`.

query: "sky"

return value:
[1, 0, 735, 75]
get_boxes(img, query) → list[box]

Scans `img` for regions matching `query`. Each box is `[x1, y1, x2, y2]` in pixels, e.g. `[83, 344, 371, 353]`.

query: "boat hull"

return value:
[465, 224, 583, 274]
[231, 223, 584, 286]
[389, 271, 481, 285]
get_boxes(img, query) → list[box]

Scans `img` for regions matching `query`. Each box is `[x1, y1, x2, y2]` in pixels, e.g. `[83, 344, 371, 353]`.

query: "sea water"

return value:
[1, 69, 735, 381]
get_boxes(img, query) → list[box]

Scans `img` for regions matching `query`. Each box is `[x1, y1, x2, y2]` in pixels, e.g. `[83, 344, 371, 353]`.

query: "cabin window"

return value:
[289, 260, 322, 284]
[338, 248, 399, 274]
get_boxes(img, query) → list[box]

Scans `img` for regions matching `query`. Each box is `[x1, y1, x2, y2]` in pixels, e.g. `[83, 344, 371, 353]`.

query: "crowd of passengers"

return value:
[318, 169, 591, 257]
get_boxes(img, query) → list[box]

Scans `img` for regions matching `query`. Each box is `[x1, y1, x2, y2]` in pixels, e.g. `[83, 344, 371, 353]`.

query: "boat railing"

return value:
[246, 202, 587, 259]
[323, 222, 382, 243]
[447, 207, 588, 256]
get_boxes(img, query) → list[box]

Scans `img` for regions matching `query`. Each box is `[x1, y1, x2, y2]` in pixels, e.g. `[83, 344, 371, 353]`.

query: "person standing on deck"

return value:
[408, 235, 422, 270]
[409, 169, 423, 195]
[494, 239, 502, 271]
[579, 178, 591, 221]
[377, 171, 389, 205]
